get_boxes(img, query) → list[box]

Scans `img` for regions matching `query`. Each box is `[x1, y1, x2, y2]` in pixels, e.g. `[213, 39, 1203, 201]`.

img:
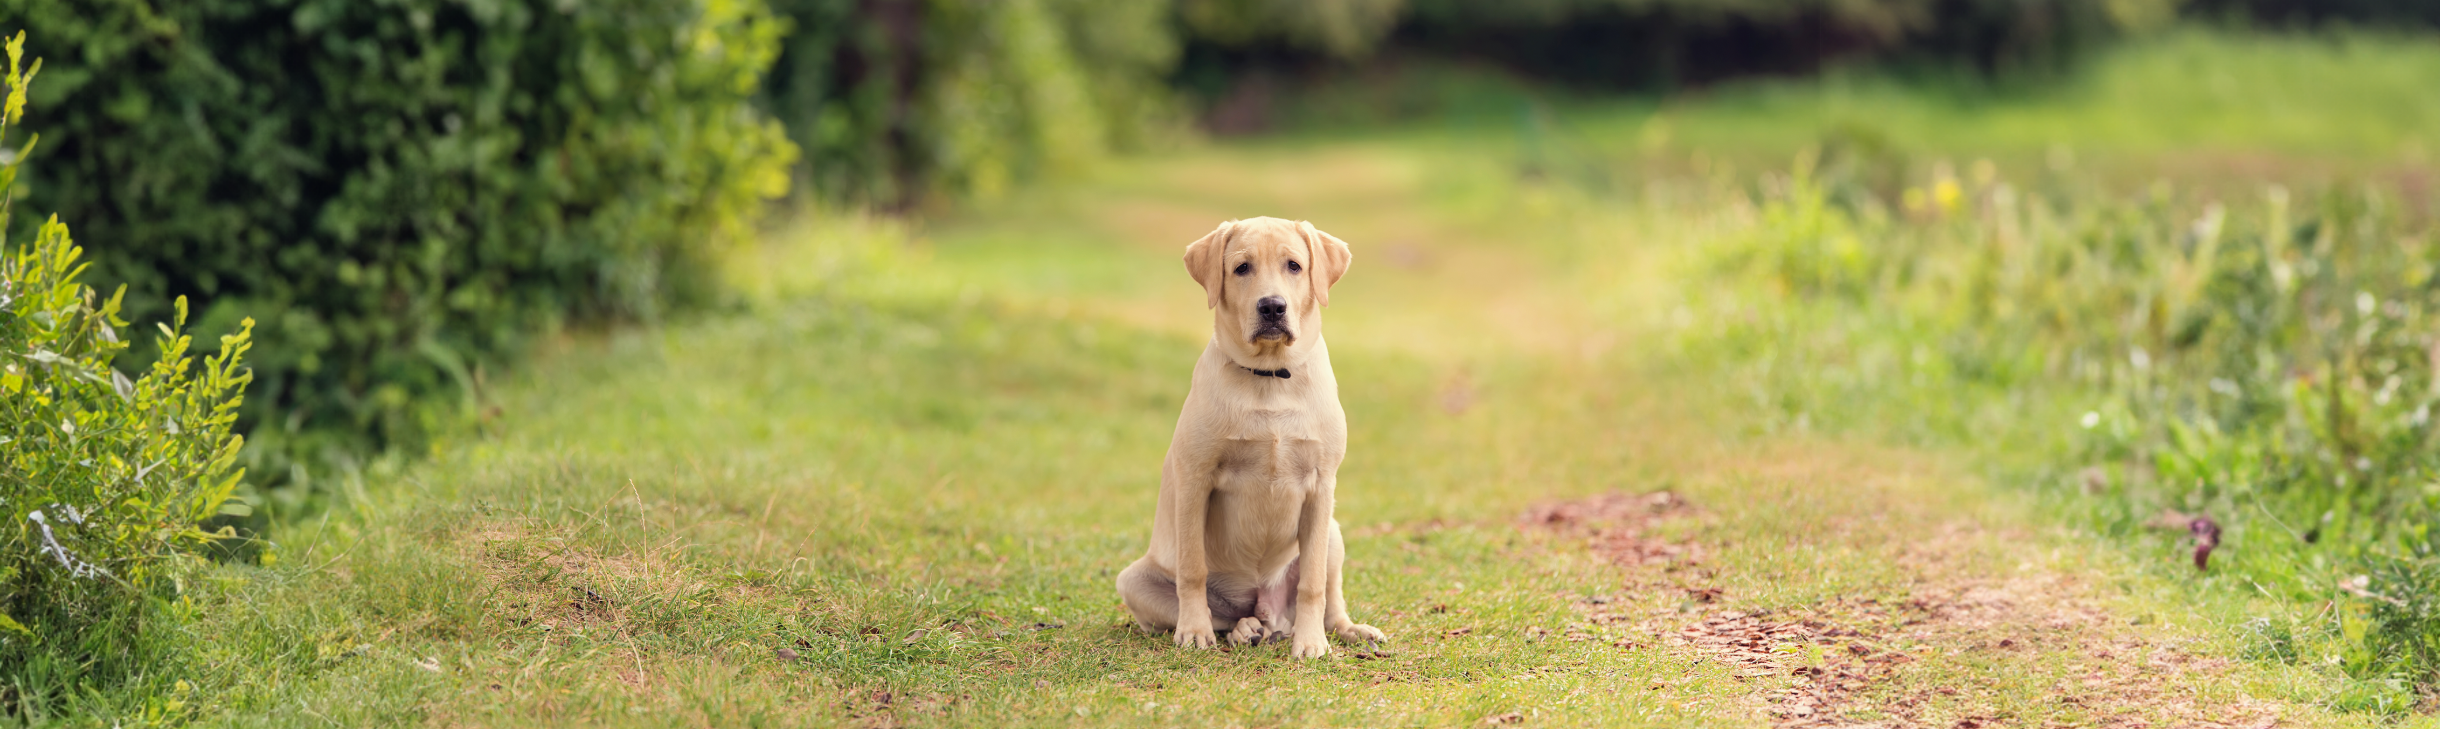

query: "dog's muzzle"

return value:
[1256, 296, 1287, 321]
[1252, 295, 1292, 342]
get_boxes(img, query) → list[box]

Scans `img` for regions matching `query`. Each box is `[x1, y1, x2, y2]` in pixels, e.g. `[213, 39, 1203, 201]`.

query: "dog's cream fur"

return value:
[1115, 216, 1385, 659]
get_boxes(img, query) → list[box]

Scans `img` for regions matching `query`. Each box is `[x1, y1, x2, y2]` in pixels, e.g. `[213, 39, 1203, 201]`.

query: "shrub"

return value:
[0, 32, 255, 713]
[0, 0, 795, 500]
[1167, 0, 2186, 99]
[1180, 0, 1406, 59]
[763, 0, 2196, 207]
[2187, 0, 2440, 27]
[764, 0, 1181, 207]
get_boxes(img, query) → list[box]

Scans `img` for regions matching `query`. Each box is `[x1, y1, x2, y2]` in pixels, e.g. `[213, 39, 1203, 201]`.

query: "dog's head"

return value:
[1183, 217, 1352, 361]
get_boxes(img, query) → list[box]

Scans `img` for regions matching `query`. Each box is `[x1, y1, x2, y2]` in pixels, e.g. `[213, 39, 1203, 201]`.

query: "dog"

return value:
[1115, 217, 1386, 659]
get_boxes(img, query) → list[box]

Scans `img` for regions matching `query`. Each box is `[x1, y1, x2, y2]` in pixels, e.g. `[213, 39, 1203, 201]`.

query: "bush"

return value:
[1393, 0, 2183, 88]
[1180, 0, 1406, 59]
[764, 0, 1181, 207]
[0, 32, 255, 713]
[2187, 0, 2440, 28]
[764, 0, 2194, 206]
[1, 0, 795, 500]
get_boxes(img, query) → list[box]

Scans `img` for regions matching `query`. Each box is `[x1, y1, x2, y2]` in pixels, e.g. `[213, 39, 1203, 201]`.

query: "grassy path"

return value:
[179, 135, 2396, 727]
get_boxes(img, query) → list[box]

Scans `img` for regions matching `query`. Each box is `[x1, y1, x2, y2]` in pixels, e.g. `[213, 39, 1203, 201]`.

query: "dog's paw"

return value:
[1334, 622, 1386, 644]
[1228, 617, 1269, 646]
[1173, 625, 1218, 649]
[1290, 630, 1331, 659]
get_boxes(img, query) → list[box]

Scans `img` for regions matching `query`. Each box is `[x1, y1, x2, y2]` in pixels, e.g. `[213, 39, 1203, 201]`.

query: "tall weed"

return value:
[0, 33, 254, 717]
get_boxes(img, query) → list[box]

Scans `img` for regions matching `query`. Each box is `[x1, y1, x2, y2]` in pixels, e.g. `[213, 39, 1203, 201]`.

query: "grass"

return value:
[26, 25, 2440, 727]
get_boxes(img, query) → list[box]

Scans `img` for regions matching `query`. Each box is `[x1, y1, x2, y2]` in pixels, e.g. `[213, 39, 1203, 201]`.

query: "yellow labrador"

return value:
[1115, 217, 1385, 659]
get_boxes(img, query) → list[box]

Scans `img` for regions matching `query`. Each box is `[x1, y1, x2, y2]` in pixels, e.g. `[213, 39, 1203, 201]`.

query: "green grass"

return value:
[32, 25, 2440, 726]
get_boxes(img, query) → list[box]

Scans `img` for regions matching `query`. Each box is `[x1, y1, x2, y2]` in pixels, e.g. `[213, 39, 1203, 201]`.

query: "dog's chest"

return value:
[1208, 406, 1330, 494]
[1212, 435, 1324, 488]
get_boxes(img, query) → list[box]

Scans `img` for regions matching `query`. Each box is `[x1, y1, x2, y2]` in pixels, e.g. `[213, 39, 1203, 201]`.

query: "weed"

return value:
[0, 33, 254, 720]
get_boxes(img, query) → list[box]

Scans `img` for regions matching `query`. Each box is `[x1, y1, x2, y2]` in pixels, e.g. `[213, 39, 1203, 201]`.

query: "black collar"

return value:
[1239, 365, 1291, 379]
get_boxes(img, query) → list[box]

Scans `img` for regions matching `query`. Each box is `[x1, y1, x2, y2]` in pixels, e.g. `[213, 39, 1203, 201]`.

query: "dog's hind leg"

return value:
[1228, 617, 1268, 645]
[1116, 557, 1178, 633]
[1121, 557, 1257, 638]
[1205, 573, 1257, 627]
[1256, 558, 1298, 639]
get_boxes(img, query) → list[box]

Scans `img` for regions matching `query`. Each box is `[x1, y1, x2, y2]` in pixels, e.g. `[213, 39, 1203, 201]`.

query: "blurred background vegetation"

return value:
[15, 0, 2416, 507]
[10, 0, 2440, 716]
[1, 0, 2229, 515]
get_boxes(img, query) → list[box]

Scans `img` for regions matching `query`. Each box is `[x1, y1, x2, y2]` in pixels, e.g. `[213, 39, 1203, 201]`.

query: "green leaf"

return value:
[0, 612, 32, 637]
[215, 501, 252, 517]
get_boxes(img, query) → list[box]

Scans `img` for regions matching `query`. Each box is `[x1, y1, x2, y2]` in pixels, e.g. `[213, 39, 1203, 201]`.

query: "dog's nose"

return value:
[1257, 296, 1287, 321]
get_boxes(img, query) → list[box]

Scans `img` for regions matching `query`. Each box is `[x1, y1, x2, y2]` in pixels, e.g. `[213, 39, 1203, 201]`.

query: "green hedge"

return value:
[2, 0, 793, 499]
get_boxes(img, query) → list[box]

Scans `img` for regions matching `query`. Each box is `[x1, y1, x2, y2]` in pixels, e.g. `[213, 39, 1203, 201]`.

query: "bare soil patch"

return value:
[463, 523, 709, 636]
[1521, 492, 2295, 728]
[1519, 490, 1706, 569]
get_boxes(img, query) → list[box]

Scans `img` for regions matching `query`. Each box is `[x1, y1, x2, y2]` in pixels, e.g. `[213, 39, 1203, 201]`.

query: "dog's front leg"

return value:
[1289, 474, 1336, 659]
[1169, 462, 1220, 649]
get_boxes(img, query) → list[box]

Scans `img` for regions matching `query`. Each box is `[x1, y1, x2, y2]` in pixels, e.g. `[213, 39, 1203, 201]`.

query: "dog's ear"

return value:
[1183, 220, 1236, 310]
[1298, 221, 1353, 308]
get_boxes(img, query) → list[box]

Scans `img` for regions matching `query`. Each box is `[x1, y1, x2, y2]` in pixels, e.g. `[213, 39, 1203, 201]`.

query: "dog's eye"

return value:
[1233, 262, 1252, 276]
[1286, 260, 1302, 274]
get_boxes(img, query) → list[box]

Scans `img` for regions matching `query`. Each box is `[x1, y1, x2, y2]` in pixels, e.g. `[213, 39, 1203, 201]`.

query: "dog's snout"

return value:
[1256, 296, 1288, 321]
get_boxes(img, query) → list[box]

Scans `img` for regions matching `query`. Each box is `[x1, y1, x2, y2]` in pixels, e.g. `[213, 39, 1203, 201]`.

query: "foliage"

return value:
[764, 0, 1181, 207]
[0, 0, 795, 501]
[1180, 0, 1407, 59]
[0, 32, 254, 715]
[1313, 0, 2184, 93]
[771, 0, 2176, 207]
[1695, 148, 2440, 703]
[2188, 0, 2440, 27]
